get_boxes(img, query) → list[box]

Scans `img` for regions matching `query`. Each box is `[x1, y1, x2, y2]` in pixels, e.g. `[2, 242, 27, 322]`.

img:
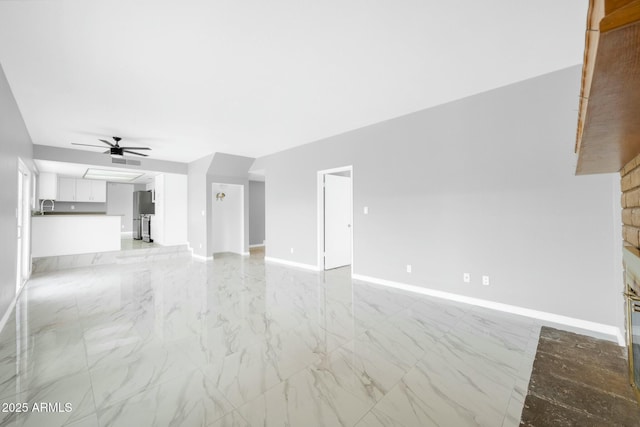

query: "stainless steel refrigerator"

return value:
[133, 191, 155, 240]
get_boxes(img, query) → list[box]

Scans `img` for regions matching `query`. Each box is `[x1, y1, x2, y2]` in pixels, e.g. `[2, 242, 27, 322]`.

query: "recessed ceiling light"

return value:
[84, 168, 143, 182]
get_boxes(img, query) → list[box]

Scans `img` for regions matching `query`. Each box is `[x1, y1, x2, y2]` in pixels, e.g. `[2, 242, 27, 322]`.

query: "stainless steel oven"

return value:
[141, 215, 153, 243]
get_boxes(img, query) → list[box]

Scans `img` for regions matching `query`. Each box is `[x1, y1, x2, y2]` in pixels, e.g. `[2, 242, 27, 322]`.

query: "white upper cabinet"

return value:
[90, 180, 107, 202]
[38, 172, 58, 200]
[57, 178, 107, 202]
[75, 179, 92, 201]
[57, 177, 76, 201]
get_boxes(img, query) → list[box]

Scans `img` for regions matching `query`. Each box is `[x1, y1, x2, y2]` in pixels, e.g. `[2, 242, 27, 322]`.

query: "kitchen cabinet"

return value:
[38, 172, 58, 200]
[57, 177, 76, 202]
[75, 179, 91, 201]
[32, 215, 121, 257]
[57, 178, 107, 202]
[89, 180, 107, 202]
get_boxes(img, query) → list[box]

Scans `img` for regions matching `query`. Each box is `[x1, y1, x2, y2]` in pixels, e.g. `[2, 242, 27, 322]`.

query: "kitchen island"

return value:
[32, 214, 121, 257]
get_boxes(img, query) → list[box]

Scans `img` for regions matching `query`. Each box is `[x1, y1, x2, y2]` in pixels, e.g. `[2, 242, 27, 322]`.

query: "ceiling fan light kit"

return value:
[71, 136, 151, 158]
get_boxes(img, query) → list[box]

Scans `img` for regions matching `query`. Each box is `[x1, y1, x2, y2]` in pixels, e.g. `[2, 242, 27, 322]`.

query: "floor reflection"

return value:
[0, 252, 540, 427]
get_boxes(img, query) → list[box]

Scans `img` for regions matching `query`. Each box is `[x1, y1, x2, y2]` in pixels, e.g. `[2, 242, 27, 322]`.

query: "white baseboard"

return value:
[192, 254, 213, 261]
[0, 297, 16, 338]
[352, 274, 625, 346]
[242, 252, 250, 256]
[188, 246, 213, 261]
[120, 231, 133, 237]
[265, 256, 320, 271]
[249, 244, 265, 248]
[0, 281, 26, 338]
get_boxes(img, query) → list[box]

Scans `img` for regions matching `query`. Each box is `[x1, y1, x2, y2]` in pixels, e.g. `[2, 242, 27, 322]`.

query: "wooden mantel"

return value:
[576, 0, 640, 175]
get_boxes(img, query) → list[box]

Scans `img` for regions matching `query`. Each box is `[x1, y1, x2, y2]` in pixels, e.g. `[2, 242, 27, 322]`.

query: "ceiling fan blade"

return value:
[119, 146, 151, 150]
[123, 150, 149, 157]
[99, 139, 115, 147]
[72, 143, 110, 148]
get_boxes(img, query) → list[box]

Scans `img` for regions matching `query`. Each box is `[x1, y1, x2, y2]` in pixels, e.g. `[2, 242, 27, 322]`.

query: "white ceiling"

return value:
[0, 0, 587, 163]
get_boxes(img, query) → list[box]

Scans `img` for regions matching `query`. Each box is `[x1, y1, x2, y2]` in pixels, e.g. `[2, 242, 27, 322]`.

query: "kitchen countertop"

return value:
[32, 212, 109, 216]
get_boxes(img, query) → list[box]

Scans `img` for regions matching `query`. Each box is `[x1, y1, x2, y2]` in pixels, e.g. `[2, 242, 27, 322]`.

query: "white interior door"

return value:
[324, 174, 351, 269]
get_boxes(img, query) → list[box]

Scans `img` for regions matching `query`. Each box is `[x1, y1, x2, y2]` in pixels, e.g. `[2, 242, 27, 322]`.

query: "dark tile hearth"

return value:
[520, 327, 640, 426]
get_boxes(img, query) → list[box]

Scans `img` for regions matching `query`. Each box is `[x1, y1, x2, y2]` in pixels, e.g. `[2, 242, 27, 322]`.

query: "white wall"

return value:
[53, 201, 107, 213]
[212, 183, 244, 254]
[154, 174, 165, 244]
[187, 153, 254, 258]
[106, 182, 134, 232]
[206, 153, 254, 255]
[187, 154, 214, 257]
[251, 66, 624, 335]
[0, 62, 33, 319]
[249, 180, 265, 245]
[154, 173, 187, 246]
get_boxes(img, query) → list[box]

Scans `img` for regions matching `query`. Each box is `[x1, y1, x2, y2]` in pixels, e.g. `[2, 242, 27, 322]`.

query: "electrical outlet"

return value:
[364, 206, 369, 215]
[406, 264, 412, 273]
[199, 243, 202, 249]
[463, 273, 470, 283]
[70, 205, 75, 210]
[290, 248, 294, 254]
[482, 275, 490, 286]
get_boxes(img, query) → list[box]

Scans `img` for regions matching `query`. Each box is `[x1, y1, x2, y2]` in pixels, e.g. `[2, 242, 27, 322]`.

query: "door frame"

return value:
[316, 165, 353, 273]
[211, 182, 245, 256]
[17, 159, 31, 292]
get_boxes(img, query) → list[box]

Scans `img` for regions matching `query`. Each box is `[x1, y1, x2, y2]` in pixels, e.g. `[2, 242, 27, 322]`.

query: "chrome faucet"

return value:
[40, 199, 55, 214]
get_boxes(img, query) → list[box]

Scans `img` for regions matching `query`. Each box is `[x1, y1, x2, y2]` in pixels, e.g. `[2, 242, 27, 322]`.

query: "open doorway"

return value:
[248, 178, 265, 258]
[317, 166, 353, 271]
[16, 160, 31, 292]
[211, 183, 245, 256]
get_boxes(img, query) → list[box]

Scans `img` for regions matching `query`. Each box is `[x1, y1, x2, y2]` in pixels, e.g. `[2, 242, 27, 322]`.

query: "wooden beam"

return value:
[576, 20, 640, 174]
[575, 0, 604, 153]
[606, 0, 636, 15]
[601, 0, 640, 32]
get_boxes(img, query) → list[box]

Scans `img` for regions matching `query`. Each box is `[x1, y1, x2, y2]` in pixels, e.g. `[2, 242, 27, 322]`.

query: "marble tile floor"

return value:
[0, 252, 573, 426]
[120, 238, 160, 251]
[31, 242, 189, 274]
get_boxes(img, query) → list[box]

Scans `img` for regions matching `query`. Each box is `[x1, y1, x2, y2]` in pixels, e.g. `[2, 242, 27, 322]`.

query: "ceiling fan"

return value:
[71, 136, 151, 157]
